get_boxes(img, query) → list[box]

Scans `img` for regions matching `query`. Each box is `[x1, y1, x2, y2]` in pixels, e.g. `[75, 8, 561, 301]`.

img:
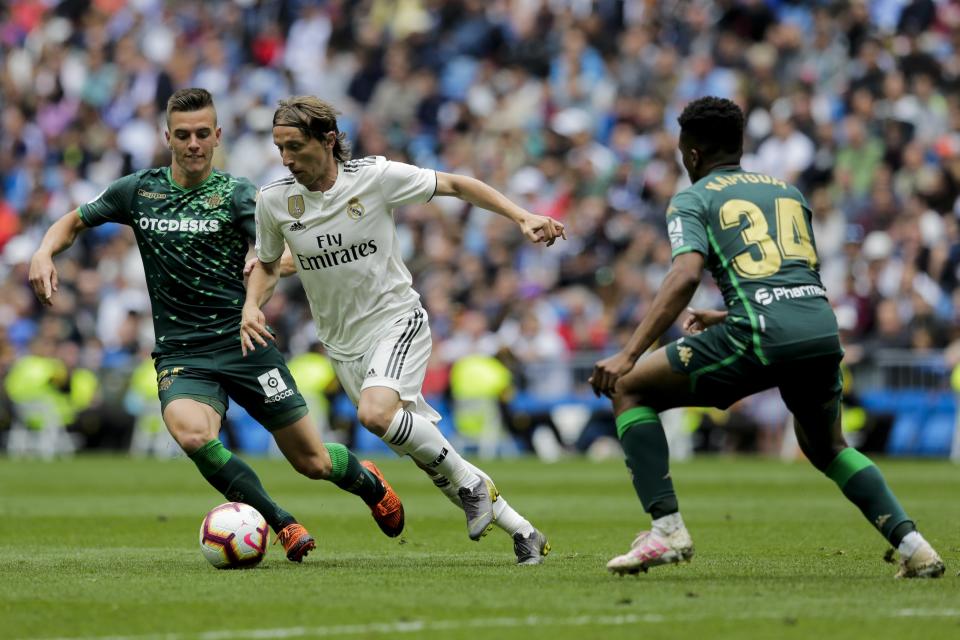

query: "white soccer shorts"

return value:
[331, 306, 442, 424]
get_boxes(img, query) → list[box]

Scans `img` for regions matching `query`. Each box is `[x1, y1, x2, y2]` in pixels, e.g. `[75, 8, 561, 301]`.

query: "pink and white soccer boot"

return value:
[607, 528, 695, 575]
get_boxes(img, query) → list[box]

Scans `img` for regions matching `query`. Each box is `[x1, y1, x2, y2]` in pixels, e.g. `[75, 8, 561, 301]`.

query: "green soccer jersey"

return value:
[667, 166, 840, 363]
[79, 167, 257, 355]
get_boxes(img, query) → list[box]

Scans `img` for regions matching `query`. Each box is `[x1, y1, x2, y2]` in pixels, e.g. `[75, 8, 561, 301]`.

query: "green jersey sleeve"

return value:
[232, 177, 258, 241]
[78, 174, 139, 226]
[667, 189, 708, 259]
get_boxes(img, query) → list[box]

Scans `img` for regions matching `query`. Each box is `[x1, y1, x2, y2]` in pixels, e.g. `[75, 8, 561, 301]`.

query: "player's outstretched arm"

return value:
[28, 210, 89, 306]
[590, 252, 705, 398]
[434, 172, 566, 246]
[240, 258, 281, 356]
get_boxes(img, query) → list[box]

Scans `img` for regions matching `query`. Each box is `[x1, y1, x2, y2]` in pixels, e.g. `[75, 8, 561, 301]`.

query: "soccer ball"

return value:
[199, 502, 270, 569]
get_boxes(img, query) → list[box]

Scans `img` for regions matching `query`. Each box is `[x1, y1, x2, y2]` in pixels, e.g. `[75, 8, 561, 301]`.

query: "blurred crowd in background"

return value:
[3, 0, 960, 459]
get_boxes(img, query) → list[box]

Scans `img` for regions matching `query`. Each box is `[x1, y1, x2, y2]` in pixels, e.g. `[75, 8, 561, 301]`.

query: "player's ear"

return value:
[214, 126, 222, 147]
[164, 129, 171, 147]
[326, 131, 336, 149]
[689, 146, 701, 169]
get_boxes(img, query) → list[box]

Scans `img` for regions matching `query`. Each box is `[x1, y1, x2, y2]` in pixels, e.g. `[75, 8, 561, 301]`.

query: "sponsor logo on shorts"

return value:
[754, 284, 826, 306]
[677, 345, 693, 367]
[157, 366, 183, 391]
[258, 368, 293, 403]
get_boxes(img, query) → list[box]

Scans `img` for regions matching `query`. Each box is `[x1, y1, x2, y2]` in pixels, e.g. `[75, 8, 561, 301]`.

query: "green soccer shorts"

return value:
[154, 343, 308, 431]
[665, 323, 844, 420]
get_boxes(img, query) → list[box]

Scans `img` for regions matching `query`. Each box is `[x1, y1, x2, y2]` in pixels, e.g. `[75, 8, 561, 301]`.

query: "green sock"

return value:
[189, 439, 296, 534]
[324, 443, 386, 506]
[617, 407, 678, 519]
[825, 447, 915, 546]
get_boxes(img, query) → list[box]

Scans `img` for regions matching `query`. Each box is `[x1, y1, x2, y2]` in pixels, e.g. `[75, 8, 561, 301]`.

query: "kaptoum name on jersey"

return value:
[704, 173, 788, 192]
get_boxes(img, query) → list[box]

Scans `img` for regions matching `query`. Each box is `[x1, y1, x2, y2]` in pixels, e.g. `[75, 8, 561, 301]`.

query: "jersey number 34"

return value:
[720, 198, 818, 279]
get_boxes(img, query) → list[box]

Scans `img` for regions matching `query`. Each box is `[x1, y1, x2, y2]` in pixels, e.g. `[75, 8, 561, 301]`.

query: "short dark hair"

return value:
[166, 88, 216, 125]
[677, 97, 744, 156]
[273, 96, 351, 162]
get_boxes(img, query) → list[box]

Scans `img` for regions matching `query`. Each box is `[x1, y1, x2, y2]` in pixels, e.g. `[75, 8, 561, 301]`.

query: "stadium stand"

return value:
[2, 0, 960, 458]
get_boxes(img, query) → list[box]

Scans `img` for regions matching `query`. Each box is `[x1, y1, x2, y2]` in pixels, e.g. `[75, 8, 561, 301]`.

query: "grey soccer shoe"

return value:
[458, 477, 498, 540]
[606, 528, 695, 575]
[895, 536, 945, 579]
[513, 528, 551, 565]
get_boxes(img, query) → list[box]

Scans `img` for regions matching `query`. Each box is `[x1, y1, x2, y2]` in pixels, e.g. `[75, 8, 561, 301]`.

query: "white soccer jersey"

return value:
[255, 156, 437, 360]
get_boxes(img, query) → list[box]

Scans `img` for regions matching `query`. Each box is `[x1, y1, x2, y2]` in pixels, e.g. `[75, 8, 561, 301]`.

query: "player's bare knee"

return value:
[170, 429, 210, 454]
[612, 389, 646, 415]
[356, 404, 396, 436]
[293, 454, 332, 480]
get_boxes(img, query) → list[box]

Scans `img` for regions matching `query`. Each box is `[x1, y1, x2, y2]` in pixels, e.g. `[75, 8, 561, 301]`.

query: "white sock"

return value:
[464, 461, 534, 537]
[427, 461, 534, 537]
[383, 408, 478, 489]
[652, 512, 685, 537]
[431, 473, 462, 506]
[897, 531, 923, 559]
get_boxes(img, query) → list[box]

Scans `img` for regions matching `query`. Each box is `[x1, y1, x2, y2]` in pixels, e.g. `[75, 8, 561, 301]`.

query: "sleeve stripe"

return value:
[427, 170, 438, 202]
[262, 177, 295, 192]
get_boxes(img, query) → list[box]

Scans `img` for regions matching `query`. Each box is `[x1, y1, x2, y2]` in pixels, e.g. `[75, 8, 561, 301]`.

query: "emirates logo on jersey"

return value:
[346, 197, 365, 220]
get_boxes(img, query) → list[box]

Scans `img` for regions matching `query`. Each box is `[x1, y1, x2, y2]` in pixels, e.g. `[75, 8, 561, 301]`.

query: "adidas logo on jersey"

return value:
[290, 221, 305, 231]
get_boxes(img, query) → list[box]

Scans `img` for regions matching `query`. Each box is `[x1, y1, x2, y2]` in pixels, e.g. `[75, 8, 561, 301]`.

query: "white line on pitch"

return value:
[29, 608, 960, 640]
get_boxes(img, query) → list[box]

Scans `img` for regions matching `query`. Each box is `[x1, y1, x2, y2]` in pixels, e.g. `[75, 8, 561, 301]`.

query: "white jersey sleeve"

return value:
[255, 189, 284, 263]
[378, 158, 437, 208]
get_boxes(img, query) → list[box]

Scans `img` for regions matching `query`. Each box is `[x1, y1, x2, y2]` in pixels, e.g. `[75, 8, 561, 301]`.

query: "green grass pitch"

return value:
[1, 454, 957, 639]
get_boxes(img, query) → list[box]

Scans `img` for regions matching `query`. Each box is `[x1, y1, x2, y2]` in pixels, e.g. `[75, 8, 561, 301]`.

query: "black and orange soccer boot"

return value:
[361, 460, 405, 537]
[275, 523, 316, 562]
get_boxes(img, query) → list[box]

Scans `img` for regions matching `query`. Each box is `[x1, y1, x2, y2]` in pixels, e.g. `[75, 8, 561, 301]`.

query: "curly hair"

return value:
[273, 96, 351, 162]
[677, 97, 744, 156]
